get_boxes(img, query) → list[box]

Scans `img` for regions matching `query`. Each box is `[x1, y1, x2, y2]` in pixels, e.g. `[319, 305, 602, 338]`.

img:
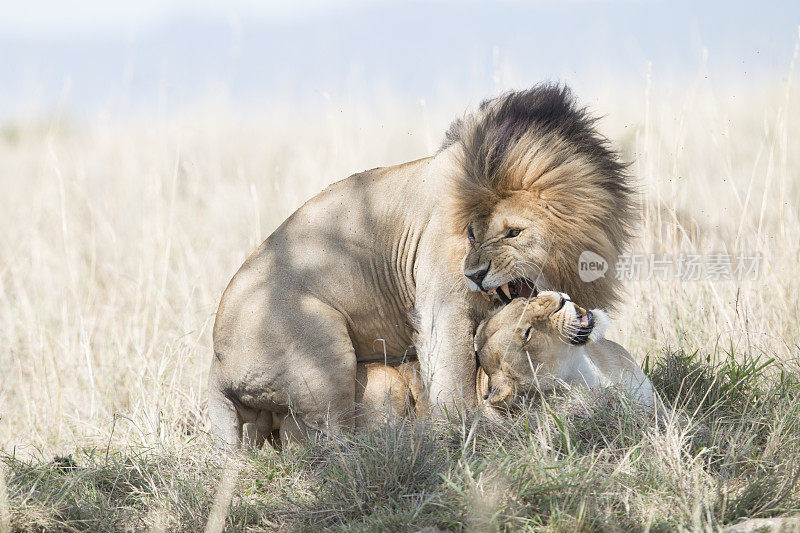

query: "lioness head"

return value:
[442, 84, 636, 310]
[474, 291, 609, 408]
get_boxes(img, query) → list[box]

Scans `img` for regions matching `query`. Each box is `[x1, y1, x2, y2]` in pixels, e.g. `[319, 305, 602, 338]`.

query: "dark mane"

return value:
[442, 83, 638, 309]
[441, 83, 630, 198]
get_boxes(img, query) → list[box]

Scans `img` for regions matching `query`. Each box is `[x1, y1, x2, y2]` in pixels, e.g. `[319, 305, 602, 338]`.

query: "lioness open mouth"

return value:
[488, 278, 539, 304]
[570, 309, 595, 345]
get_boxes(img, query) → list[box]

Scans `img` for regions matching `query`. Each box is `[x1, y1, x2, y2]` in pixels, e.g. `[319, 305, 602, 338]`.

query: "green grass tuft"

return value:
[4, 349, 800, 531]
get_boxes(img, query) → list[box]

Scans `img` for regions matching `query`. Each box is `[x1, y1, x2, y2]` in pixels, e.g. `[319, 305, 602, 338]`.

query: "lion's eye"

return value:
[505, 228, 522, 238]
[524, 326, 534, 342]
[467, 224, 476, 243]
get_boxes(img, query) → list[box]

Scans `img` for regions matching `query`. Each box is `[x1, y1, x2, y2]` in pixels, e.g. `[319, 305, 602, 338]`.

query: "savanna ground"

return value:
[2, 60, 800, 531]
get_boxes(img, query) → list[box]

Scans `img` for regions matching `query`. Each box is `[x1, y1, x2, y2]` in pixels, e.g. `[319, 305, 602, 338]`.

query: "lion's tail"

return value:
[207, 384, 242, 449]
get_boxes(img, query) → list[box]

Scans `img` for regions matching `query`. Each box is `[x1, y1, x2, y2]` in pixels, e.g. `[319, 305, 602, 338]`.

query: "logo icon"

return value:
[578, 251, 608, 282]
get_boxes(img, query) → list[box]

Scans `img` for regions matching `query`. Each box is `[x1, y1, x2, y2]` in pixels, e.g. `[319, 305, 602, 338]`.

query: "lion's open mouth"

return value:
[488, 278, 539, 304]
[569, 309, 595, 345]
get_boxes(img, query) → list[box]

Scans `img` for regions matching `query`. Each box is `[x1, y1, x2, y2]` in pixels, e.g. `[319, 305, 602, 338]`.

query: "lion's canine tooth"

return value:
[499, 283, 512, 300]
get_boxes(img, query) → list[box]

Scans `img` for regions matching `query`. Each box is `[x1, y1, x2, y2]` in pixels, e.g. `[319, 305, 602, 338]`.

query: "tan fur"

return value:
[208, 85, 635, 448]
[474, 293, 656, 409]
[354, 362, 419, 427]
[313, 292, 656, 431]
[243, 361, 424, 449]
[274, 293, 655, 441]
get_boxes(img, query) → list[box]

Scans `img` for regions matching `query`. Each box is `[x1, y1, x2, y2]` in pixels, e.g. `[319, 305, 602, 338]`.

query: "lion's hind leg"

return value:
[209, 365, 278, 450]
[277, 412, 315, 448]
[212, 296, 358, 448]
[241, 410, 275, 450]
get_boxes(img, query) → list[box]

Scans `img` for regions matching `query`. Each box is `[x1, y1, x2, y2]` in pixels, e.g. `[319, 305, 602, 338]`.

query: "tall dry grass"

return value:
[2, 79, 798, 451]
[0, 100, 435, 452]
[0, 64, 799, 530]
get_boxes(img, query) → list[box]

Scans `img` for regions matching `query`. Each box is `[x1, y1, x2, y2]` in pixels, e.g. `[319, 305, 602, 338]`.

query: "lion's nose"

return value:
[465, 262, 491, 289]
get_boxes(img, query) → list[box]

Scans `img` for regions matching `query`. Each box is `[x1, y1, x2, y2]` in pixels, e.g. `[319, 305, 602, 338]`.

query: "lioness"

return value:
[474, 292, 655, 410]
[209, 84, 636, 446]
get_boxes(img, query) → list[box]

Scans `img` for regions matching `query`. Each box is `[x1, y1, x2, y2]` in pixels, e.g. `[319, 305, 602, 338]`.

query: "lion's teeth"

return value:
[499, 284, 512, 300]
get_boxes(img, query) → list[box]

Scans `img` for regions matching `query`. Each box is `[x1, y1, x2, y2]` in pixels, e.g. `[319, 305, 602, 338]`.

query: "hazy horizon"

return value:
[2, 0, 799, 123]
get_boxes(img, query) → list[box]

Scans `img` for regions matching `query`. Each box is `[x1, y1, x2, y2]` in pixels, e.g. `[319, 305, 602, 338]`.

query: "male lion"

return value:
[209, 84, 635, 446]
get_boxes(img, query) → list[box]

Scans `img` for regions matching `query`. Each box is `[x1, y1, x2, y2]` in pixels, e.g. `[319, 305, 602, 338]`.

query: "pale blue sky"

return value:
[1, 1, 799, 121]
[0, 1, 361, 36]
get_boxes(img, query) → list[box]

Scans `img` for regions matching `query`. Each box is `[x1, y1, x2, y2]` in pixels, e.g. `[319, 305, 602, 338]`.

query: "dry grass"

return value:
[1, 64, 799, 530]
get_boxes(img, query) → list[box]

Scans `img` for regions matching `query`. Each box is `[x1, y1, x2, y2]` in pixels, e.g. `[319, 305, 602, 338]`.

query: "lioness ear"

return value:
[476, 366, 490, 400]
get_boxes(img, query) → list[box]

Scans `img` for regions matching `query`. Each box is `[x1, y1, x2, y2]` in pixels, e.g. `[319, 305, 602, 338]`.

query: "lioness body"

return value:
[475, 294, 655, 409]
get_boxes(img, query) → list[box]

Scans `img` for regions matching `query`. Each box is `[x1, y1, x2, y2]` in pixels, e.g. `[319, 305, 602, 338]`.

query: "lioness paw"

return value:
[525, 291, 564, 319]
